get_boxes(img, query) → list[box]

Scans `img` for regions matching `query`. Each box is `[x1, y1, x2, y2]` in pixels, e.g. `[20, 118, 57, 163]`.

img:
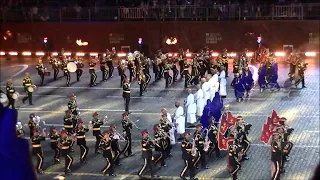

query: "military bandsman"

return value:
[271, 132, 282, 180]
[236, 116, 251, 161]
[89, 58, 97, 87]
[138, 68, 146, 96]
[106, 48, 115, 78]
[180, 132, 198, 180]
[36, 59, 45, 86]
[63, 110, 75, 151]
[6, 79, 15, 108]
[121, 112, 134, 156]
[92, 112, 103, 154]
[193, 124, 208, 169]
[49, 126, 61, 164]
[227, 136, 241, 180]
[153, 124, 167, 167]
[67, 93, 78, 117]
[208, 118, 221, 158]
[99, 54, 109, 81]
[49, 53, 60, 80]
[31, 129, 46, 174]
[100, 131, 116, 176]
[138, 129, 159, 178]
[75, 120, 89, 164]
[22, 72, 33, 105]
[108, 125, 121, 166]
[122, 78, 131, 112]
[28, 113, 37, 137]
[58, 129, 74, 175]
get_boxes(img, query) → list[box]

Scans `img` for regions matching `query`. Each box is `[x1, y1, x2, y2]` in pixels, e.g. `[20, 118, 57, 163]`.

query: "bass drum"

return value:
[67, 62, 77, 72]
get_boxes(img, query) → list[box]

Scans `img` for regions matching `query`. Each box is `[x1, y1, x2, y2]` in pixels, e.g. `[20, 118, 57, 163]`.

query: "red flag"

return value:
[218, 132, 228, 150]
[226, 112, 237, 126]
[261, 123, 272, 144]
[219, 113, 229, 135]
[271, 110, 280, 124]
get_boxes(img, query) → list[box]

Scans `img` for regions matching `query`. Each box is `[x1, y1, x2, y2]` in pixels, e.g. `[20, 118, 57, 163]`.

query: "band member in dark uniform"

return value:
[153, 124, 167, 167]
[31, 129, 46, 174]
[92, 112, 103, 154]
[49, 54, 60, 80]
[138, 129, 159, 178]
[68, 93, 78, 116]
[271, 132, 282, 180]
[58, 129, 74, 175]
[152, 59, 160, 81]
[193, 124, 208, 169]
[118, 61, 127, 86]
[62, 59, 71, 86]
[295, 60, 307, 88]
[236, 116, 251, 160]
[121, 112, 134, 156]
[208, 118, 221, 158]
[63, 110, 75, 151]
[122, 78, 131, 112]
[108, 125, 121, 166]
[180, 132, 197, 180]
[183, 62, 192, 88]
[233, 56, 240, 75]
[106, 48, 115, 78]
[76, 120, 89, 164]
[178, 49, 185, 77]
[89, 58, 97, 87]
[100, 131, 116, 176]
[6, 79, 15, 108]
[22, 72, 33, 105]
[75, 57, 83, 81]
[99, 54, 108, 81]
[36, 59, 45, 86]
[227, 136, 241, 180]
[128, 60, 135, 82]
[138, 69, 146, 96]
[142, 59, 151, 86]
[190, 60, 200, 86]
[164, 62, 173, 88]
[28, 113, 37, 137]
[220, 49, 229, 77]
[172, 58, 179, 82]
[49, 126, 60, 164]
[160, 114, 172, 157]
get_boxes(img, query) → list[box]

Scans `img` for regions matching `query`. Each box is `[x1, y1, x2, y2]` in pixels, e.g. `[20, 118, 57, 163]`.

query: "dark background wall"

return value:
[1, 21, 319, 54]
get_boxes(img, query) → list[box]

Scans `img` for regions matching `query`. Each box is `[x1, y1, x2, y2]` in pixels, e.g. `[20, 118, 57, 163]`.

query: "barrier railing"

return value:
[0, 4, 319, 22]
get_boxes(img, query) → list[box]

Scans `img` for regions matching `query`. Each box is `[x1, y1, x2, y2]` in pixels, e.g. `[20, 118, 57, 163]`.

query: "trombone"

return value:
[113, 129, 126, 140]
[130, 119, 140, 130]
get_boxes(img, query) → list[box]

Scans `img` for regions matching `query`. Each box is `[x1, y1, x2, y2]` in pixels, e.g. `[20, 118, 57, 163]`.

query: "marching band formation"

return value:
[1, 45, 306, 179]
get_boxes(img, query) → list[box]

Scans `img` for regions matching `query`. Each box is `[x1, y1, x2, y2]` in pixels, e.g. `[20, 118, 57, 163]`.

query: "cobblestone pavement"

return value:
[0, 57, 319, 180]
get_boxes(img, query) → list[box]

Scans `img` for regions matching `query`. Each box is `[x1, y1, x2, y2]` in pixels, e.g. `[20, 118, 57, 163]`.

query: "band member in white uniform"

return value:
[207, 74, 215, 101]
[174, 101, 185, 140]
[187, 100, 197, 125]
[201, 78, 210, 104]
[219, 66, 227, 98]
[161, 108, 176, 145]
[185, 89, 195, 124]
[194, 85, 205, 120]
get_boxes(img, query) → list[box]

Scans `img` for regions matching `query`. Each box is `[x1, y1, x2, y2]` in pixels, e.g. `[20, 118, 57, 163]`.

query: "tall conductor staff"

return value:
[123, 77, 131, 112]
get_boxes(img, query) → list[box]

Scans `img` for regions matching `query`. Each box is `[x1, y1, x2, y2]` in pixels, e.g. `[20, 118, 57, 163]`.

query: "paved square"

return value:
[0, 57, 319, 180]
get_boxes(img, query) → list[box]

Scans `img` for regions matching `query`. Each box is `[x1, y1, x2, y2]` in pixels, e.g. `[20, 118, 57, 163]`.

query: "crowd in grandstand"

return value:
[0, 0, 319, 21]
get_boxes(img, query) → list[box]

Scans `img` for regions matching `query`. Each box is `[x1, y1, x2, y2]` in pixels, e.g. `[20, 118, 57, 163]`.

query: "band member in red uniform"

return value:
[92, 112, 103, 154]
[58, 129, 74, 175]
[100, 131, 116, 176]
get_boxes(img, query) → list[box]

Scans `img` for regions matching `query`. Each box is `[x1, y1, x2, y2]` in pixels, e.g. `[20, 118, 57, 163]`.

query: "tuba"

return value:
[127, 53, 134, 61]
[134, 51, 141, 59]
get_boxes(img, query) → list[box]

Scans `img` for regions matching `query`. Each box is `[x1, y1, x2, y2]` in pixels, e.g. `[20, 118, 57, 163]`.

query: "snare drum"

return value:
[44, 71, 51, 76]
